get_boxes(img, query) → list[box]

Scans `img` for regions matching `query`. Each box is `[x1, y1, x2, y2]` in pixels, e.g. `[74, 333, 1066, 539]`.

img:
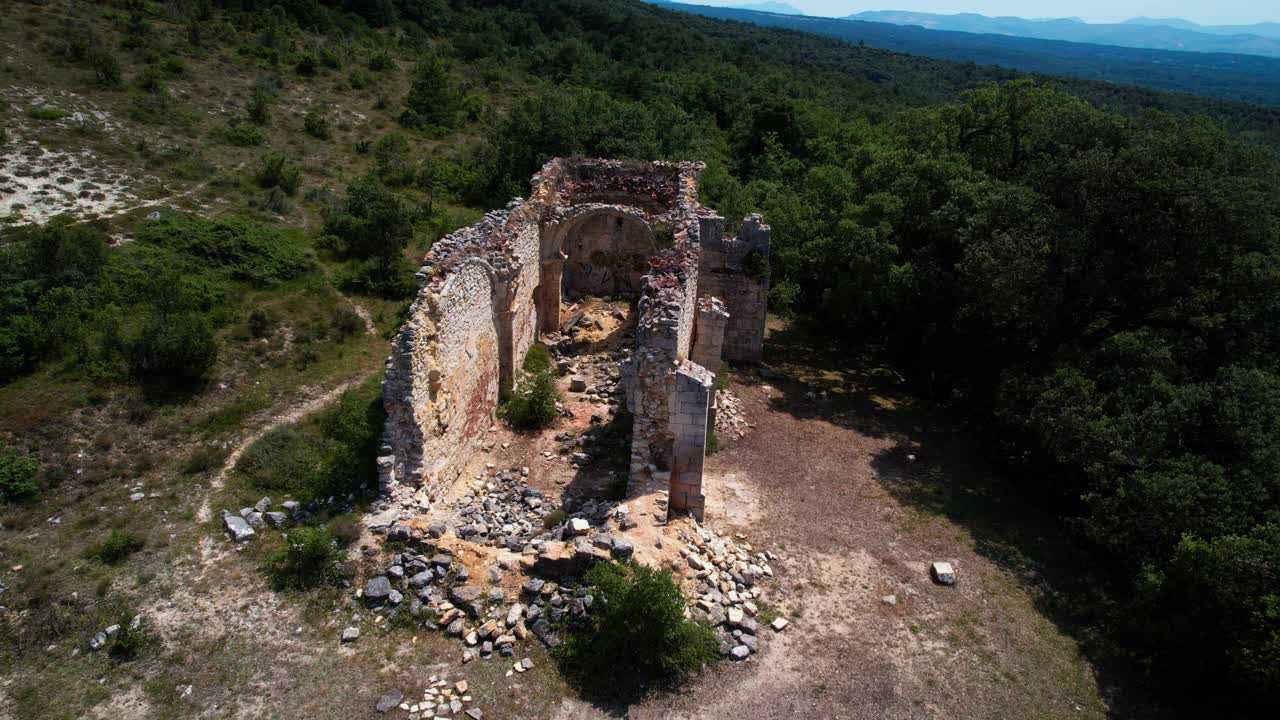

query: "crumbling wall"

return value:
[383, 258, 500, 489]
[384, 157, 766, 518]
[698, 214, 770, 363]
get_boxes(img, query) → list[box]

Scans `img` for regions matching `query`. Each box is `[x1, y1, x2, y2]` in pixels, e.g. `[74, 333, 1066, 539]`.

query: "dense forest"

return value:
[658, 1, 1280, 106]
[3, 0, 1278, 713]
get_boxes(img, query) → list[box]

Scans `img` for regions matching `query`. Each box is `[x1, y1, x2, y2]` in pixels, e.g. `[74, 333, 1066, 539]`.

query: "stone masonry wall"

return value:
[698, 214, 770, 363]
[383, 157, 767, 521]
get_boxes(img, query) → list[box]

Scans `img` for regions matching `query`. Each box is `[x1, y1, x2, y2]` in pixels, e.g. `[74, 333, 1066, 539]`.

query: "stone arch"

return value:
[543, 205, 657, 298]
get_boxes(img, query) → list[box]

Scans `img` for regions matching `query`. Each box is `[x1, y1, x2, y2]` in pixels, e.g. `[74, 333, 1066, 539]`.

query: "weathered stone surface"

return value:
[730, 645, 750, 660]
[364, 576, 392, 602]
[931, 561, 956, 585]
[341, 626, 360, 643]
[223, 513, 255, 542]
[375, 689, 403, 713]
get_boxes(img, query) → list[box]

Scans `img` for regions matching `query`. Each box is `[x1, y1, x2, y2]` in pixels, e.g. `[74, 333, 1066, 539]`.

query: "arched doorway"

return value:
[559, 213, 656, 298]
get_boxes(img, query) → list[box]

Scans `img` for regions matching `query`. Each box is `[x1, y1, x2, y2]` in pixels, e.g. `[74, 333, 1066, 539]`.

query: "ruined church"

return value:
[381, 158, 769, 520]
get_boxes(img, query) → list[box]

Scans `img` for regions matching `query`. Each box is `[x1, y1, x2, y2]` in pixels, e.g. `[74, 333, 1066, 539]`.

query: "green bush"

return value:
[0, 445, 39, 502]
[522, 343, 554, 375]
[295, 53, 319, 77]
[265, 526, 340, 590]
[134, 214, 310, 283]
[107, 616, 150, 662]
[248, 88, 271, 125]
[221, 122, 263, 146]
[248, 308, 272, 338]
[501, 367, 560, 431]
[367, 50, 393, 71]
[92, 529, 144, 565]
[324, 175, 417, 298]
[128, 311, 218, 385]
[92, 50, 121, 87]
[555, 561, 718, 698]
[254, 153, 301, 195]
[303, 111, 330, 140]
[399, 53, 460, 130]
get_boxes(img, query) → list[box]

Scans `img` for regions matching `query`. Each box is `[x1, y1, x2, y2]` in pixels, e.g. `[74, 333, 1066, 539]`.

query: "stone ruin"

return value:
[381, 158, 769, 521]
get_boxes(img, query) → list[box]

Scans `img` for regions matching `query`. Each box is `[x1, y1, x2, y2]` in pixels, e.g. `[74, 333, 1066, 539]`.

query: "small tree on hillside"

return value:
[399, 52, 460, 130]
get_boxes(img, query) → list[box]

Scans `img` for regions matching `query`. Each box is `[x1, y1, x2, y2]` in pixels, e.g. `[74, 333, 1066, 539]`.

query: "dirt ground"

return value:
[1, 314, 1118, 720]
[539, 319, 1112, 720]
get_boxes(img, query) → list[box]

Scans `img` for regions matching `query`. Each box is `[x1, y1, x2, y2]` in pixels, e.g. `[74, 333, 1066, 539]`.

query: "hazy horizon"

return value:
[709, 1, 1277, 26]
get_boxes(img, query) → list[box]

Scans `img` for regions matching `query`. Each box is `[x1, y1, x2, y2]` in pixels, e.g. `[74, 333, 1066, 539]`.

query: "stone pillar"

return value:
[539, 260, 563, 333]
[669, 361, 713, 521]
[690, 296, 729, 376]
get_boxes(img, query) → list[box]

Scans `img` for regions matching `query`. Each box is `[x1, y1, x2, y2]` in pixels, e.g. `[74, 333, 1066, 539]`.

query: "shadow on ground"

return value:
[753, 318, 1169, 719]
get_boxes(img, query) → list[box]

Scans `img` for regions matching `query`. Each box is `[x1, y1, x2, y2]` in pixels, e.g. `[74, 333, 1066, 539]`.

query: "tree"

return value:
[399, 52, 460, 130]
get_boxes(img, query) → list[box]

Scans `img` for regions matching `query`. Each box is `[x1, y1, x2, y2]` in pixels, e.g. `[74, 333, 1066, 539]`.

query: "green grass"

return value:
[27, 107, 67, 121]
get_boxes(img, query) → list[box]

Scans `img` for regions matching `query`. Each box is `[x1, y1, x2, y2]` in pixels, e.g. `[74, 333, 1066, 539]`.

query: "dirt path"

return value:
[195, 379, 361, 523]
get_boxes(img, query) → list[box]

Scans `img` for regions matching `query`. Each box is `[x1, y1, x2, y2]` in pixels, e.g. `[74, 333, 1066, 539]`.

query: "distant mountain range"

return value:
[729, 2, 804, 14]
[1123, 17, 1280, 39]
[732, 1, 798, 14]
[647, 2, 1280, 105]
[848, 11, 1280, 57]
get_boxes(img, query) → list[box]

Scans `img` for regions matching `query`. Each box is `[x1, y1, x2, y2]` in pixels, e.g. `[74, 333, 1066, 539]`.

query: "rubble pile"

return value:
[714, 388, 750, 441]
[677, 526, 784, 660]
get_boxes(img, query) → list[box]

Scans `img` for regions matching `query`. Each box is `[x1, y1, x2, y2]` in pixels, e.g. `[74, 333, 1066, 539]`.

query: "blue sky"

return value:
[711, 2, 1277, 25]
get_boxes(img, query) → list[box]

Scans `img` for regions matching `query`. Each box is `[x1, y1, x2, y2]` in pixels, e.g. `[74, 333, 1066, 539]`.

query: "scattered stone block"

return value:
[931, 561, 956, 586]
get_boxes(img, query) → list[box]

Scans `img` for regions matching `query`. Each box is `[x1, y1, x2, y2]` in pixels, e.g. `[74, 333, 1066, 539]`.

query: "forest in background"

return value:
[3, 0, 1278, 713]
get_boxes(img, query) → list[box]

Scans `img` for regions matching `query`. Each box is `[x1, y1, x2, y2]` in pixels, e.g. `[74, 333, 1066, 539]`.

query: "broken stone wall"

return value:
[697, 214, 770, 363]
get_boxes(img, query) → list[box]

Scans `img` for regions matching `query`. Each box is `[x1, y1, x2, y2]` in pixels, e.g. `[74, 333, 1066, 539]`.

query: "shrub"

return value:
[92, 50, 121, 87]
[248, 308, 272, 338]
[522, 343, 554, 375]
[128, 311, 218, 385]
[303, 111, 330, 140]
[0, 445, 39, 502]
[555, 561, 718, 698]
[501, 368, 560, 431]
[182, 444, 226, 475]
[248, 88, 271, 125]
[265, 526, 340, 590]
[221, 121, 263, 146]
[368, 50, 393, 71]
[107, 616, 150, 661]
[92, 529, 145, 565]
[27, 107, 67, 121]
[331, 307, 363, 338]
[254, 153, 301, 195]
[236, 382, 383, 502]
[399, 53, 460, 130]
[295, 53, 319, 76]
[134, 214, 310, 283]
